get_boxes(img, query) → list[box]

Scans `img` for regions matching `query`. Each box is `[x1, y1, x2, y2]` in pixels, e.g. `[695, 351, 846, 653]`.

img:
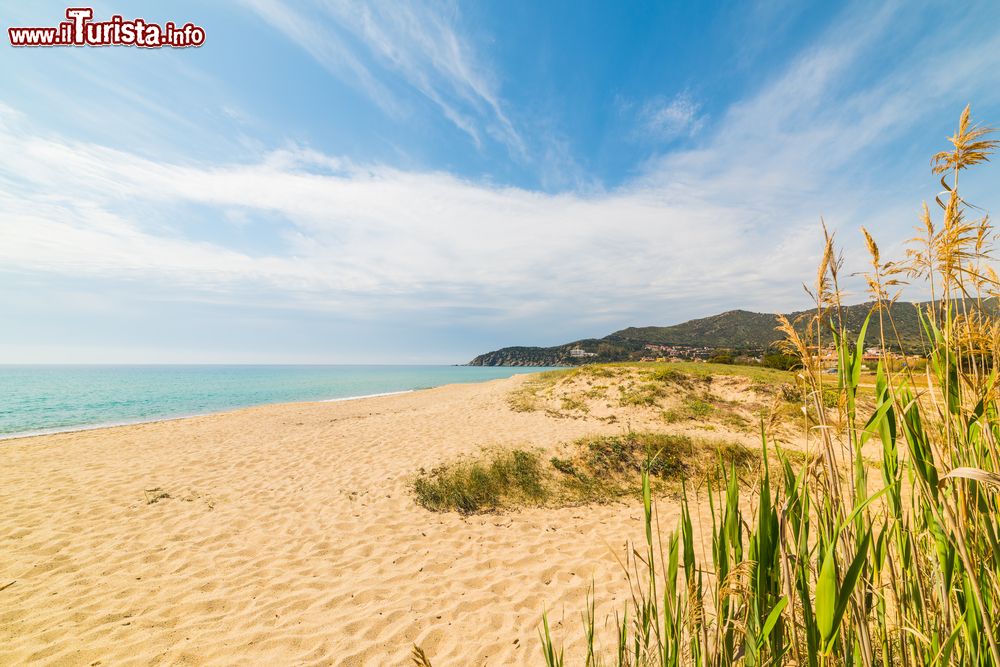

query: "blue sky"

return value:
[2, 1, 1000, 363]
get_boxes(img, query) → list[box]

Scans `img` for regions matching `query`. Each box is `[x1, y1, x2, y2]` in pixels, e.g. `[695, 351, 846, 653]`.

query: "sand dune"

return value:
[1, 375, 707, 666]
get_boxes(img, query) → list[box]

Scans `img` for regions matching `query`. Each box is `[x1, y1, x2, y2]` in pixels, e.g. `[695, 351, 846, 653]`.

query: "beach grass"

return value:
[413, 106, 1000, 666]
[527, 105, 1000, 666]
[413, 431, 758, 513]
[413, 449, 548, 513]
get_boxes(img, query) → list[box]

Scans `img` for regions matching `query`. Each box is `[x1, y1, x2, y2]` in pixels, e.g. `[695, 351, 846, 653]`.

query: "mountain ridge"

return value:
[468, 300, 991, 366]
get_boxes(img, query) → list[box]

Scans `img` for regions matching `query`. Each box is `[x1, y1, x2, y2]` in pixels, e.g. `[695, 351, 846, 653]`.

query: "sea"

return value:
[0, 365, 555, 439]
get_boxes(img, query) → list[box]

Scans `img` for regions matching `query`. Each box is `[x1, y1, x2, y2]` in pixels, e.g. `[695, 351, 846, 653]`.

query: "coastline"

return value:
[0, 366, 540, 443]
[0, 388, 420, 443]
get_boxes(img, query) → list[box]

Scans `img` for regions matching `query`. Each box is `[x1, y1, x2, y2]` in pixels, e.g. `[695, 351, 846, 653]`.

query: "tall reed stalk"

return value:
[533, 106, 1000, 666]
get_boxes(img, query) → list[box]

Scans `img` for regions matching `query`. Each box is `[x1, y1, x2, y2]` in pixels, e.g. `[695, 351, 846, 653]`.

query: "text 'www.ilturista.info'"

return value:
[8, 8, 205, 48]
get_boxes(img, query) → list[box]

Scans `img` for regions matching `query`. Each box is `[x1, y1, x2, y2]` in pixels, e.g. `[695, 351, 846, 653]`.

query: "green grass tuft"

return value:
[617, 382, 667, 407]
[415, 432, 759, 513]
[413, 449, 548, 513]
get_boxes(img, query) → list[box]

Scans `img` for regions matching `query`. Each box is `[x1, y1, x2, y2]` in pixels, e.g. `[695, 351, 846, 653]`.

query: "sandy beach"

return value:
[5, 6, 993, 663]
[2, 373, 721, 666]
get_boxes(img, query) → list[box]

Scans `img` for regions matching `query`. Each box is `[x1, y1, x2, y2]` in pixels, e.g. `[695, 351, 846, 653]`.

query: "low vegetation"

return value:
[662, 395, 716, 422]
[507, 369, 570, 413]
[413, 431, 757, 514]
[617, 382, 667, 407]
[413, 449, 547, 513]
[507, 361, 798, 435]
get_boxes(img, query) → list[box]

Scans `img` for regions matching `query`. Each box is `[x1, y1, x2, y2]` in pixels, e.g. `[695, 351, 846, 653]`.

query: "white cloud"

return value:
[0, 117, 810, 323]
[4, 0, 1000, 336]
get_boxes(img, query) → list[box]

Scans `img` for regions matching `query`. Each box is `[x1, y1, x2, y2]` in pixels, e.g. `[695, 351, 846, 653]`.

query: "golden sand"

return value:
[1, 375, 690, 666]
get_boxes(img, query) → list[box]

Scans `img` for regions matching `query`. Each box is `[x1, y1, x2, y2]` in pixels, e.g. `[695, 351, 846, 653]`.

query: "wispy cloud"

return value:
[636, 93, 704, 142]
[243, 0, 523, 155]
[239, 0, 400, 115]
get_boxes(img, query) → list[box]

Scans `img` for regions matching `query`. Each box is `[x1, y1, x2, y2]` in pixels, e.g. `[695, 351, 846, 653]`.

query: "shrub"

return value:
[646, 367, 691, 386]
[581, 432, 686, 478]
[707, 350, 734, 364]
[762, 352, 800, 370]
[413, 449, 547, 513]
[415, 433, 755, 513]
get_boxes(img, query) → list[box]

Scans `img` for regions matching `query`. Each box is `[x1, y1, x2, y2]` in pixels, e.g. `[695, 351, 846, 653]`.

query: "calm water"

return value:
[0, 365, 555, 439]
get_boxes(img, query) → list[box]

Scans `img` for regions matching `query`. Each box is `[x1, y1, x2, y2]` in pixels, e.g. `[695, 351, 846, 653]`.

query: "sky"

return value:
[2, 0, 1000, 363]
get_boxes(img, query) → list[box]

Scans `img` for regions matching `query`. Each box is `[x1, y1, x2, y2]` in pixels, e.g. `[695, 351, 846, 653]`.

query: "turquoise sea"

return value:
[0, 365, 554, 439]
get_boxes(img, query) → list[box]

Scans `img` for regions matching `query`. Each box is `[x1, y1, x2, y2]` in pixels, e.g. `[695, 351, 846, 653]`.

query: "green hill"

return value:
[468, 339, 643, 367]
[468, 299, 995, 366]
[606, 301, 934, 350]
[609, 309, 782, 348]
